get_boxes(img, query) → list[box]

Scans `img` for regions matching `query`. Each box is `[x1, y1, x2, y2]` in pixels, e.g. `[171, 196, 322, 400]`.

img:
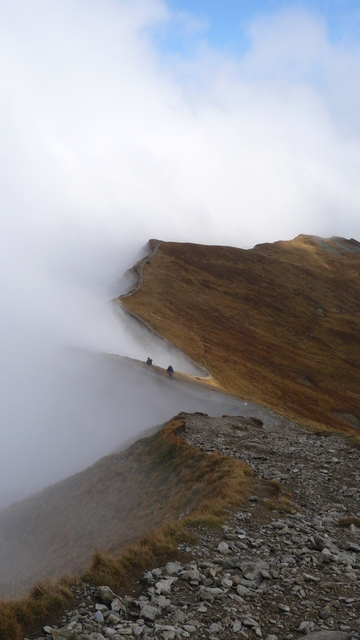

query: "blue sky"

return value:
[158, 0, 360, 55]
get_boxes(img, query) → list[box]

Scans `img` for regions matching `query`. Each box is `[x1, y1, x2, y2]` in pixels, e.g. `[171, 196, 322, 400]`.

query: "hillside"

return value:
[0, 414, 253, 597]
[1, 234, 360, 640]
[121, 235, 360, 433]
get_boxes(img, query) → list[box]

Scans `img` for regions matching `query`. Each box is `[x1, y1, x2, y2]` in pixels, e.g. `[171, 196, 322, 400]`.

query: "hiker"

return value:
[146, 357, 153, 366]
[167, 365, 174, 378]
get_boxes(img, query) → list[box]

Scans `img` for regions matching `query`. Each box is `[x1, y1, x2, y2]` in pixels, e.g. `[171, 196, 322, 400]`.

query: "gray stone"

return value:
[154, 595, 171, 608]
[242, 617, 258, 628]
[240, 561, 267, 583]
[111, 598, 126, 613]
[139, 604, 159, 621]
[98, 587, 117, 606]
[313, 536, 327, 551]
[304, 573, 320, 583]
[345, 542, 360, 553]
[165, 561, 182, 575]
[299, 621, 315, 634]
[173, 610, 186, 624]
[319, 607, 331, 620]
[106, 614, 121, 625]
[155, 578, 176, 595]
[302, 634, 352, 640]
[141, 571, 154, 585]
[94, 611, 105, 624]
[221, 577, 233, 588]
[182, 568, 200, 581]
[51, 623, 79, 640]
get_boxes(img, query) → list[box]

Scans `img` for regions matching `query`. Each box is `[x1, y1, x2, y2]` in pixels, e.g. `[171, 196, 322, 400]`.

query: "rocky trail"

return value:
[30, 413, 360, 640]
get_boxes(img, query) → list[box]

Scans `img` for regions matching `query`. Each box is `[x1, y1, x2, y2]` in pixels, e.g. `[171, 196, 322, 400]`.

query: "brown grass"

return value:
[0, 414, 256, 638]
[121, 236, 360, 433]
[83, 414, 254, 589]
[337, 516, 360, 528]
[4, 234, 359, 636]
[0, 581, 71, 640]
[265, 479, 299, 514]
[82, 522, 188, 590]
[0, 412, 252, 596]
[0, 602, 20, 640]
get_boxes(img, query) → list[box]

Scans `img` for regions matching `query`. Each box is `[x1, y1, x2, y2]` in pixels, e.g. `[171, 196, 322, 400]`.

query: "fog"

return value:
[1, 1, 360, 507]
[0, 346, 254, 509]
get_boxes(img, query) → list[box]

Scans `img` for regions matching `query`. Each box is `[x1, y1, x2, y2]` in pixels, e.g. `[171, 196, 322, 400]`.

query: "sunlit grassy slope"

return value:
[122, 235, 360, 432]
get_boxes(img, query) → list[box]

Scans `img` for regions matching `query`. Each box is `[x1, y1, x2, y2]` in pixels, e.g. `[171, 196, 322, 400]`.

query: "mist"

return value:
[1, 0, 360, 508]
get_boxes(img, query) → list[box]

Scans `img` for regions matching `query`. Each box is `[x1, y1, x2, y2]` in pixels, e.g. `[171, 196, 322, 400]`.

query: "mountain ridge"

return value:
[121, 235, 360, 434]
[1, 234, 360, 639]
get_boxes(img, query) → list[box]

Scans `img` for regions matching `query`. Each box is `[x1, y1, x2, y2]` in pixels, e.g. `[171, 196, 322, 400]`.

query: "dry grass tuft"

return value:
[0, 581, 71, 640]
[12, 582, 71, 627]
[267, 479, 283, 495]
[0, 602, 21, 640]
[337, 516, 360, 529]
[265, 480, 299, 514]
[83, 522, 186, 590]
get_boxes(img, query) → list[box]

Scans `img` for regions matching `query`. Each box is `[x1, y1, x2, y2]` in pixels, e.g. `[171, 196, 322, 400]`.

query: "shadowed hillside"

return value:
[121, 235, 360, 432]
[0, 415, 252, 597]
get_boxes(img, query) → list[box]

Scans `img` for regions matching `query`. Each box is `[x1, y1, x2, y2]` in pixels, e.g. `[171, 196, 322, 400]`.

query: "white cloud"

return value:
[2, 1, 360, 245]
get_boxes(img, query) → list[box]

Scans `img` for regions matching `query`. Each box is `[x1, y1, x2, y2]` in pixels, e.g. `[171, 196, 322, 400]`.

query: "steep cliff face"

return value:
[121, 236, 360, 432]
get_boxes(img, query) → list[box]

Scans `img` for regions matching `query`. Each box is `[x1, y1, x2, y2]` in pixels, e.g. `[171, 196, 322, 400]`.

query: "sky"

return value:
[163, 1, 360, 54]
[1, 0, 360, 507]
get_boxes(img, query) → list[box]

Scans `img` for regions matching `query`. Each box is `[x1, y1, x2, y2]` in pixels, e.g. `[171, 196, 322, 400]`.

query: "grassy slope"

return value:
[1, 234, 344, 635]
[121, 235, 360, 432]
[1, 415, 260, 638]
[0, 415, 252, 598]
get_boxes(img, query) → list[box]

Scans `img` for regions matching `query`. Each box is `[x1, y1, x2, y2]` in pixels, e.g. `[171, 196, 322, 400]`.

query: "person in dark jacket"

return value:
[167, 365, 174, 378]
[146, 357, 153, 366]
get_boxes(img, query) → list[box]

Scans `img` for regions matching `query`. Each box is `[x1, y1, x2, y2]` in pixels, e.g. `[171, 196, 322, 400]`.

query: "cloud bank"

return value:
[1, 0, 360, 506]
[2, 1, 360, 249]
